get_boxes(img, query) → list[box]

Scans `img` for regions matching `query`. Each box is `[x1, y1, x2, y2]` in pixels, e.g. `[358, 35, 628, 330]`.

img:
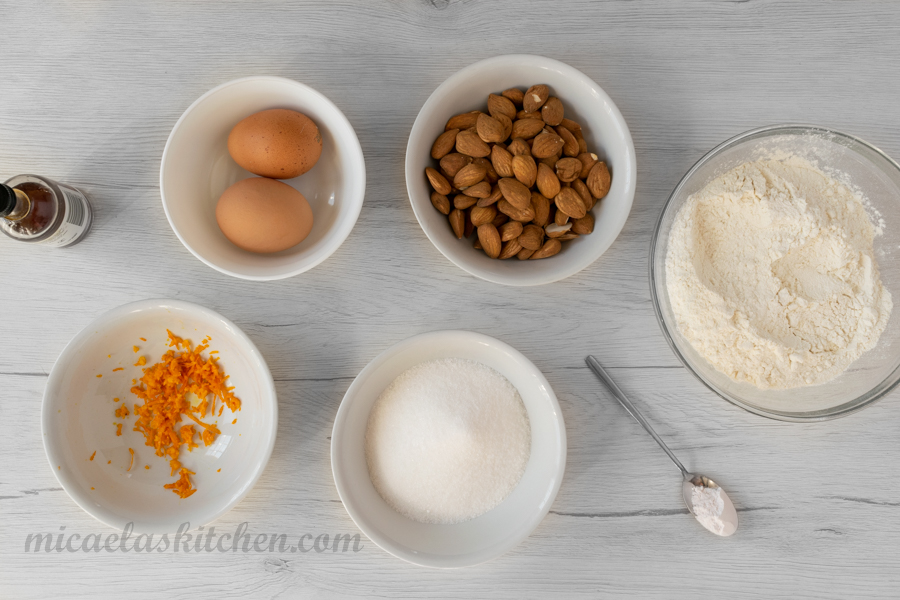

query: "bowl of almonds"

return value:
[406, 55, 636, 286]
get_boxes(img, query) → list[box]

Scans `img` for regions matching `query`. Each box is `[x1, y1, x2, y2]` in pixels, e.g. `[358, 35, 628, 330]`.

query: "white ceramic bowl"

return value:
[331, 330, 567, 568]
[160, 76, 366, 280]
[42, 299, 278, 534]
[405, 55, 636, 286]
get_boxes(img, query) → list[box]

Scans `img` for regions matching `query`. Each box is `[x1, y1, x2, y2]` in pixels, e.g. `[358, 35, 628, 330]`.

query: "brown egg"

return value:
[216, 177, 314, 253]
[228, 108, 323, 179]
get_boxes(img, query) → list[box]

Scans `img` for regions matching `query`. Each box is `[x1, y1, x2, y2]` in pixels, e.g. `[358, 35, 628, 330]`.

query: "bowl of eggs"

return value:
[160, 76, 366, 280]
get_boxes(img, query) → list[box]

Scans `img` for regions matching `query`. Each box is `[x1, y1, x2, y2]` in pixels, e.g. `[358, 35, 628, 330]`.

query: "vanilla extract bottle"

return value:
[0, 174, 93, 246]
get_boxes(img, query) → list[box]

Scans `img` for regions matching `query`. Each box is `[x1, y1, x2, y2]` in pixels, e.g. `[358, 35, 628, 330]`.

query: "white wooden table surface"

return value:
[3, 1, 900, 598]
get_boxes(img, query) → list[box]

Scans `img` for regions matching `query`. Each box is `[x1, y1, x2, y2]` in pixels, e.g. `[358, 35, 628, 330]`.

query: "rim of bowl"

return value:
[41, 298, 278, 532]
[160, 75, 366, 281]
[405, 54, 636, 286]
[649, 123, 900, 422]
[330, 330, 567, 568]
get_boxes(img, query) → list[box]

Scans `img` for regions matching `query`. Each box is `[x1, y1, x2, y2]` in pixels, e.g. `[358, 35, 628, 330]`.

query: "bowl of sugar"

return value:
[330, 330, 567, 568]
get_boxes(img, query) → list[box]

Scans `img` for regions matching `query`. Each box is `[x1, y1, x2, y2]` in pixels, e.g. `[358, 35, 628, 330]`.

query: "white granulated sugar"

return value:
[691, 485, 725, 535]
[365, 358, 531, 525]
[666, 156, 892, 389]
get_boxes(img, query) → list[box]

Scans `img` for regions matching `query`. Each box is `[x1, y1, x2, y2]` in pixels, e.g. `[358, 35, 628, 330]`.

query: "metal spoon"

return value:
[585, 356, 738, 537]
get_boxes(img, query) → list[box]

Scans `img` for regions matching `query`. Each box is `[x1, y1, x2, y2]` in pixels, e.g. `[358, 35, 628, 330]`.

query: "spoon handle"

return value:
[585, 355, 688, 476]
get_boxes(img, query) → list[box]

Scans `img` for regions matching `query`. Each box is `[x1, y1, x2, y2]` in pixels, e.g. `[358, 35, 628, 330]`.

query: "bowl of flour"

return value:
[651, 125, 900, 421]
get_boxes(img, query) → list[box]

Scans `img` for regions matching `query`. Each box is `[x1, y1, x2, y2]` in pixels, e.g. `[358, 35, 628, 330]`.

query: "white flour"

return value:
[666, 157, 892, 389]
[691, 485, 725, 535]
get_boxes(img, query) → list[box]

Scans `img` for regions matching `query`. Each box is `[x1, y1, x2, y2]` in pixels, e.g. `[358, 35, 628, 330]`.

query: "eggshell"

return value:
[228, 109, 323, 179]
[216, 177, 314, 253]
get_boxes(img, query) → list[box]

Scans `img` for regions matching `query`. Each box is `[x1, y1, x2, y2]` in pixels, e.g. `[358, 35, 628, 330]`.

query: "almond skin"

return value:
[470, 205, 497, 227]
[425, 167, 451, 195]
[511, 118, 546, 140]
[587, 161, 612, 199]
[531, 132, 565, 159]
[517, 247, 536, 260]
[530, 238, 562, 259]
[558, 118, 582, 135]
[473, 157, 499, 183]
[449, 209, 465, 238]
[555, 157, 582, 183]
[499, 220, 524, 242]
[455, 129, 491, 157]
[518, 224, 545, 250]
[554, 207, 570, 226]
[491, 145, 515, 178]
[497, 177, 532, 210]
[555, 187, 587, 219]
[572, 212, 595, 235]
[453, 193, 478, 210]
[571, 178, 594, 210]
[491, 211, 509, 228]
[502, 88, 525, 107]
[507, 138, 531, 157]
[487, 94, 517, 120]
[431, 192, 450, 215]
[477, 223, 502, 259]
[531, 191, 551, 227]
[555, 125, 579, 157]
[477, 184, 503, 207]
[453, 163, 487, 189]
[440, 153, 471, 178]
[465, 181, 492, 199]
[523, 84, 550, 112]
[497, 199, 535, 222]
[495, 114, 513, 141]
[541, 97, 564, 126]
[446, 111, 481, 131]
[535, 163, 561, 199]
[577, 152, 599, 179]
[476, 113, 506, 144]
[512, 155, 538, 187]
[431, 129, 459, 159]
[498, 238, 523, 259]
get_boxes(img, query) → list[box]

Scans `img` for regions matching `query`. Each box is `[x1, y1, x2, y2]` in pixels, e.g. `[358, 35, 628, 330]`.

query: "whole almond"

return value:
[530, 238, 562, 260]
[572, 212, 595, 235]
[555, 187, 587, 219]
[446, 111, 481, 131]
[431, 192, 450, 215]
[540, 155, 559, 169]
[499, 220, 524, 242]
[425, 167, 451, 195]
[523, 84, 550, 112]
[477, 224, 502, 259]
[577, 152, 599, 178]
[558, 232, 580, 241]
[587, 161, 612, 199]
[517, 247, 536, 260]
[477, 184, 503, 207]
[440, 153, 471, 178]
[535, 163, 561, 199]
[558, 118, 582, 135]
[531, 191, 551, 227]
[473, 157, 499, 183]
[470, 205, 497, 227]
[449, 209, 465, 238]
[431, 129, 459, 159]
[497, 199, 535, 222]
[465, 181, 492, 199]
[453, 163, 487, 189]
[491, 145, 515, 178]
[511, 118, 546, 140]
[556, 157, 582, 182]
[487, 93, 517, 120]
[495, 114, 513, 141]
[545, 222, 572, 238]
[554, 208, 570, 226]
[577, 137, 588, 154]
[491, 211, 508, 228]
[517, 109, 543, 120]
[531, 132, 565, 159]
[498, 238, 523, 260]
[511, 155, 538, 187]
[497, 177, 532, 210]
[455, 130, 491, 157]
[453, 193, 478, 210]
[555, 125, 579, 157]
[571, 178, 594, 210]
[502, 88, 525, 107]
[507, 138, 531, 157]
[541, 97, 564, 126]
[476, 113, 506, 144]
[518, 224, 545, 250]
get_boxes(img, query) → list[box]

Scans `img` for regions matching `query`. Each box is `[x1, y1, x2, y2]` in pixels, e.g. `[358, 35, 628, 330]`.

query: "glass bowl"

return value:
[650, 124, 900, 421]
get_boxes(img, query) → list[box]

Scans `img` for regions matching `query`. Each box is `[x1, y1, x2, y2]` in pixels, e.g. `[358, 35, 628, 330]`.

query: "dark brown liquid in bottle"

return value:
[5, 182, 56, 236]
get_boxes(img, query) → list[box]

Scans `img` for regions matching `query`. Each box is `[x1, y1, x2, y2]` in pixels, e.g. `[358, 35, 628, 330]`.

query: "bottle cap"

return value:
[0, 183, 16, 217]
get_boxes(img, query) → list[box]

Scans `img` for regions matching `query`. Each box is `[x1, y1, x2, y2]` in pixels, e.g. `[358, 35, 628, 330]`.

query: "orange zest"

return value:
[127, 330, 240, 498]
[89, 451, 96, 461]
[127, 448, 134, 471]
[113, 367, 124, 372]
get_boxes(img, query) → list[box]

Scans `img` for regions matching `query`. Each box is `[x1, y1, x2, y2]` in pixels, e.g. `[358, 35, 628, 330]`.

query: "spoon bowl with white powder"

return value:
[651, 125, 900, 421]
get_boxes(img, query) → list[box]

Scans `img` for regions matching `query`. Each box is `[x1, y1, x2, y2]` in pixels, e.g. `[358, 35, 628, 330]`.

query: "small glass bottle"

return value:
[0, 174, 93, 247]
